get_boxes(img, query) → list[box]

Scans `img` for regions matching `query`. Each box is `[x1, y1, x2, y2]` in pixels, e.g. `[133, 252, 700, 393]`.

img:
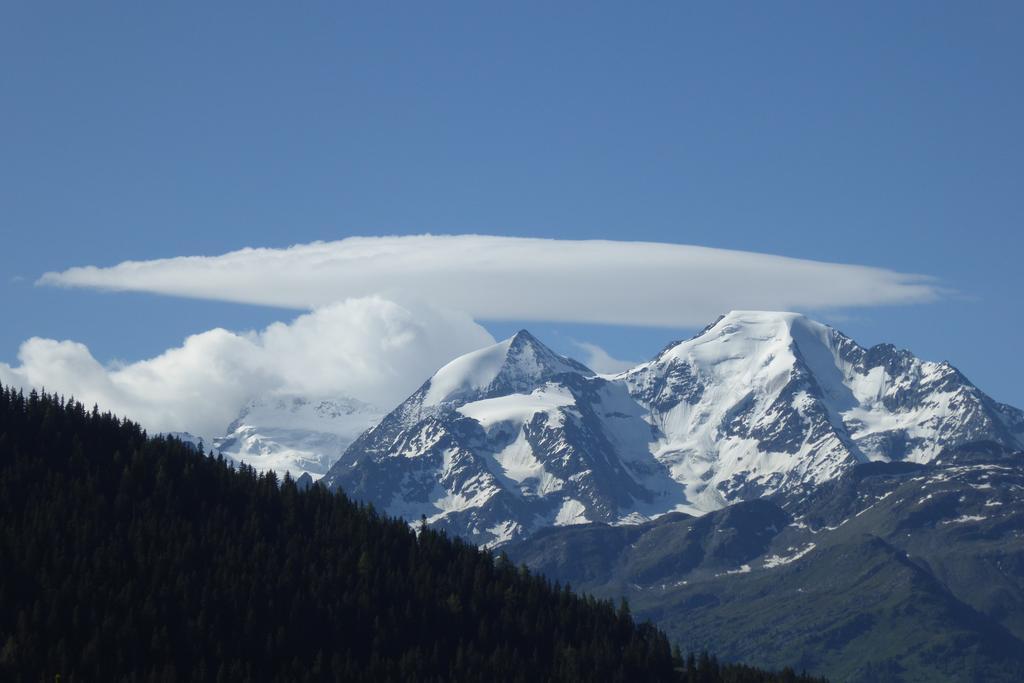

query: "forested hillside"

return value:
[0, 385, 823, 682]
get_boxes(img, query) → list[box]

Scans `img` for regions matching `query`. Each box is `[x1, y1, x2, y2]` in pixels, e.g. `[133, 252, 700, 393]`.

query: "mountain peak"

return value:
[649, 310, 829, 367]
[510, 328, 537, 343]
[714, 310, 814, 332]
[505, 328, 547, 355]
[422, 331, 592, 407]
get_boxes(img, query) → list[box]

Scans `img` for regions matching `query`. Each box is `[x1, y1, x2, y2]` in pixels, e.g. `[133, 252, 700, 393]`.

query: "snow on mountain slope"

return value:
[321, 331, 683, 546]
[619, 310, 1024, 510]
[456, 385, 576, 430]
[322, 312, 1024, 546]
[213, 394, 385, 480]
[620, 311, 860, 510]
[423, 330, 592, 407]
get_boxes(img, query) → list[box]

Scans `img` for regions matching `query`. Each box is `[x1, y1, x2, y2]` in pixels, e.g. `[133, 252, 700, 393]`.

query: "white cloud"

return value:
[0, 297, 494, 440]
[39, 235, 939, 327]
[13, 235, 944, 440]
[572, 341, 637, 374]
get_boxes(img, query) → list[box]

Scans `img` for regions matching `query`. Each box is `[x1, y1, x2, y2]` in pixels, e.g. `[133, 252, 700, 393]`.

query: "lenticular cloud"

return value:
[39, 235, 939, 327]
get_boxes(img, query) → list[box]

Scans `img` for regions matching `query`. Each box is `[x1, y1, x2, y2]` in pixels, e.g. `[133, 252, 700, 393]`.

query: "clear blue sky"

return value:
[2, 2, 1022, 405]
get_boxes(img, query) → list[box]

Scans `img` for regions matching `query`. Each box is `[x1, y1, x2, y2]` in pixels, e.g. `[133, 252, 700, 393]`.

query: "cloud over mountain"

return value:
[39, 235, 939, 326]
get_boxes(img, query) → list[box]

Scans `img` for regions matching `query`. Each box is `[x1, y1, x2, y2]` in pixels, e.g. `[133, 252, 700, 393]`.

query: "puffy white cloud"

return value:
[572, 341, 637, 375]
[0, 297, 494, 439]
[39, 235, 939, 327]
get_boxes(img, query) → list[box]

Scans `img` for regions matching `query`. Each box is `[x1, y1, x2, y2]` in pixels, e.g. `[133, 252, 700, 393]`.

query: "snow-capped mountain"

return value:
[322, 312, 1024, 546]
[624, 311, 1024, 509]
[321, 330, 683, 546]
[213, 394, 385, 480]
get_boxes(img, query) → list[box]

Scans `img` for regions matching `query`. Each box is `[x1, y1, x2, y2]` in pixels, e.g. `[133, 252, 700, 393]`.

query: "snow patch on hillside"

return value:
[555, 499, 590, 526]
[764, 543, 817, 568]
[490, 431, 565, 496]
[457, 385, 575, 430]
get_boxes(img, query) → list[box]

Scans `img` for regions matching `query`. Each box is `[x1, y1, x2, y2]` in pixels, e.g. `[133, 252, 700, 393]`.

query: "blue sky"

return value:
[2, 2, 1022, 410]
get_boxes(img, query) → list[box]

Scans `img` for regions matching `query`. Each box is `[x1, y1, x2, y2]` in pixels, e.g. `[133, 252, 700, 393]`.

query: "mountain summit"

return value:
[422, 329, 593, 407]
[322, 313, 1024, 546]
[621, 310, 1024, 509]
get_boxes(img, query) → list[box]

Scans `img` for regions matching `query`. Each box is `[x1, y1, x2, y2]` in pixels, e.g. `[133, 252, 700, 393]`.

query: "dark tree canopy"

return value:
[0, 385, 825, 682]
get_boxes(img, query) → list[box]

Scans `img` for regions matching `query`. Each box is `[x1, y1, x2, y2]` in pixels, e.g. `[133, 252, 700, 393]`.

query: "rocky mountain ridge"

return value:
[322, 311, 1024, 546]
